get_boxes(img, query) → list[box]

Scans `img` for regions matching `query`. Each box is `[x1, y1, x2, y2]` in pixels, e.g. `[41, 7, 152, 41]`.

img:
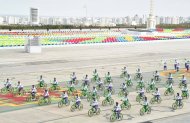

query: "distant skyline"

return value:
[0, 0, 189, 17]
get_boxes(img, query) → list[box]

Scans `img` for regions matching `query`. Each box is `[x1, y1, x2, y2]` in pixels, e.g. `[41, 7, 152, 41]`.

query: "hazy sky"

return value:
[0, 0, 189, 17]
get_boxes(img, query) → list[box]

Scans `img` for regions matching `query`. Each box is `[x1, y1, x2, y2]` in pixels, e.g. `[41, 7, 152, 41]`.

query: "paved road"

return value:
[0, 40, 190, 123]
[0, 71, 171, 113]
[0, 40, 190, 88]
[149, 113, 190, 123]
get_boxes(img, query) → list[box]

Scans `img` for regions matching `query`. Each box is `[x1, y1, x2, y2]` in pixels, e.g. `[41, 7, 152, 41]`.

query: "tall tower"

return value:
[30, 8, 39, 25]
[147, 0, 156, 30]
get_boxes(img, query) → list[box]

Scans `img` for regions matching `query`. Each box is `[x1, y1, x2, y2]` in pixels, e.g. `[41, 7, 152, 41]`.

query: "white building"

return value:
[30, 8, 39, 25]
[165, 16, 172, 24]
[0, 16, 4, 25]
[160, 17, 165, 24]
[179, 17, 185, 24]
[14, 17, 20, 24]
[134, 14, 140, 25]
[40, 17, 49, 25]
[8, 16, 15, 24]
[115, 17, 122, 24]
[125, 16, 132, 25]
[21, 17, 29, 25]
[142, 15, 147, 25]
[156, 16, 160, 25]
[48, 17, 54, 25]
[171, 17, 180, 24]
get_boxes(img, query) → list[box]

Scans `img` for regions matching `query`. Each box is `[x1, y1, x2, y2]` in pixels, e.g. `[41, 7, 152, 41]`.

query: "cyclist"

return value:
[153, 88, 161, 101]
[5, 78, 12, 89]
[113, 102, 121, 119]
[71, 72, 77, 82]
[175, 93, 182, 106]
[83, 74, 90, 85]
[181, 75, 187, 85]
[61, 91, 68, 104]
[97, 78, 103, 88]
[163, 61, 167, 70]
[76, 94, 81, 108]
[17, 81, 24, 94]
[31, 85, 37, 99]
[154, 70, 160, 81]
[136, 68, 142, 78]
[43, 89, 49, 100]
[38, 75, 45, 87]
[91, 98, 99, 112]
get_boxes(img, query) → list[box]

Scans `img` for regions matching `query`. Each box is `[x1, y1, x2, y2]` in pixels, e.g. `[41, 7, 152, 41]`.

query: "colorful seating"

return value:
[0, 29, 190, 47]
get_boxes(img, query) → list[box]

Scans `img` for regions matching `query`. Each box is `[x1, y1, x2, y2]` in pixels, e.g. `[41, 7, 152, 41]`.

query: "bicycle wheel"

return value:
[186, 93, 189, 99]
[87, 96, 91, 102]
[1, 88, 7, 94]
[38, 99, 44, 106]
[164, 90, 168, 96]
[66, 100, 70, 106]
[111, 89, 115, 95]
[119, 113, 123, 121]
[179, 102, 184, 109]
[110, 99, 114, 105]
[48, 97, 51, 104]
[103, 90, 108, 97]
[96, 108, 101, 115]
[140, 108, 145, 116]
[172, 103, 177, 110]
[158, 98, 162, 104]
[120, 103, 125, 110]
[127, 103, 131, 110]
[118, 91, 123, 97]
[110, 114, 116, 122]
[136, 95, 140, 103]
[102, 100, 107, 106]
[147, 107, 151, 114]
[26, 96, 31, 102]
[88, 109, 94, 117]
[58, 101, 63, 108]
[70, 104, 76, 112]
[170, 89, 174, 95]
[79, 104, 83, 111]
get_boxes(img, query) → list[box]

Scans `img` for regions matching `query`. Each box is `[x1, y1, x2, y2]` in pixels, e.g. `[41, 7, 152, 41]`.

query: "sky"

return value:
[0, 0, 189, 17]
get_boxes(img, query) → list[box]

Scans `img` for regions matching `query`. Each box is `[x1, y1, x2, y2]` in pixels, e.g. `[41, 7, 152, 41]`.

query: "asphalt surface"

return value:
[0, 40, 190, 123]
[149, 113, 190, 123]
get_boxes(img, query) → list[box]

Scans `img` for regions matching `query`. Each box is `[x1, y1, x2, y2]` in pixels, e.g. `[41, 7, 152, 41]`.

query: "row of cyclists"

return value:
[2, 67, 187, 90]
[2, 64, 186, 95]
[2, 67, 188, 98]
[1, 67, 189, 121]
[59, 67, 188, 121]
[52, 67, 188, 120]
[163, 59, 190, 71]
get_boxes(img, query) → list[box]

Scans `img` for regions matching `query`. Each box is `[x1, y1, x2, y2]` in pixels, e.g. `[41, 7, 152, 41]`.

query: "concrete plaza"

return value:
[0, 40, 190, 123]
